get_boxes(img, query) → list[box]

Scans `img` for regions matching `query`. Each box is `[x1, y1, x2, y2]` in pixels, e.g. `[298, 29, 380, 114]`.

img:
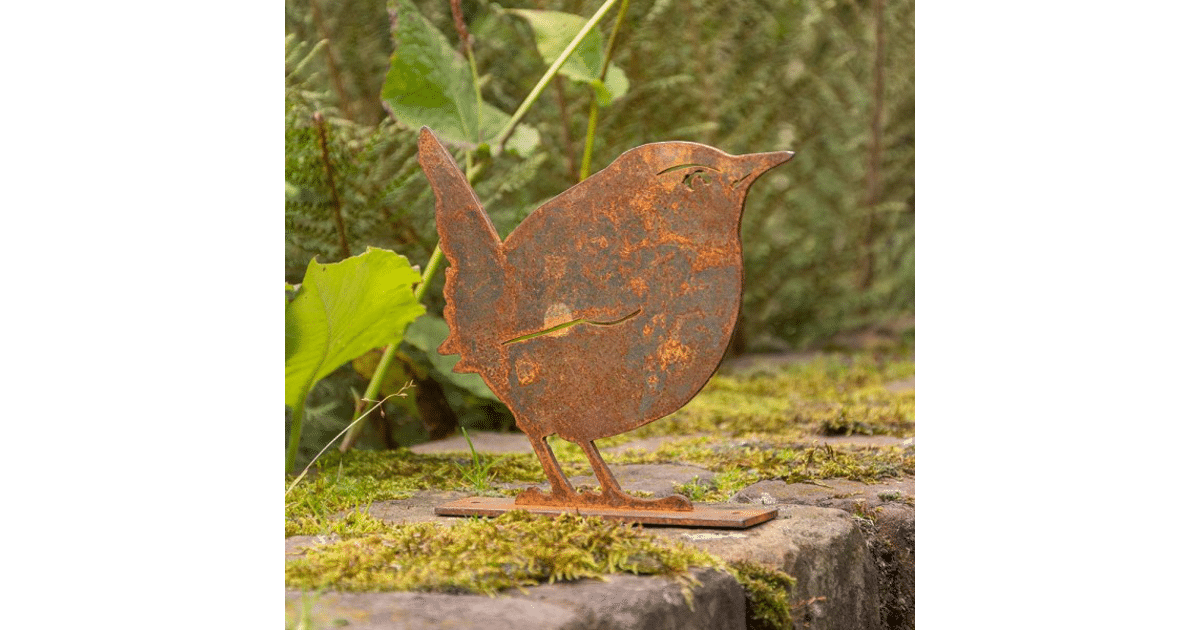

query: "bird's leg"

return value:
[515, 434, 577, 506]
[579, 440, 693, 512]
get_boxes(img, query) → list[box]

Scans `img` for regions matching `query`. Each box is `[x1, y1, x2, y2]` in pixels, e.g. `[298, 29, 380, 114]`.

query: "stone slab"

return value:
[732, 478, 914, 512]
[732, 480, 914, 630]
[286, 567, 745, 630]
[288, 492, 882, 630]
[359, 491, 475, 525]
[409, 431, 534, 455]
[653, 504, 882, 630]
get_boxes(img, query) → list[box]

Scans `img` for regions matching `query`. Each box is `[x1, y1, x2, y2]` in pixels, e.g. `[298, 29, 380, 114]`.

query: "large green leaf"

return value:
[508, 9, 629, 106]
[404, 314, 499, 402]
[382, 0, 539, 151]
[285, 247, 426, 413]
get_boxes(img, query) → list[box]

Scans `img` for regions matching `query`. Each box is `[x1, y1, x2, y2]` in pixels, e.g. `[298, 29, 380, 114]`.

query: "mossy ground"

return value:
[619, 351, 914, 439]
[285, 351, 914, 630]
[287, 510, 796, 629]
[287, 511, 719, 595]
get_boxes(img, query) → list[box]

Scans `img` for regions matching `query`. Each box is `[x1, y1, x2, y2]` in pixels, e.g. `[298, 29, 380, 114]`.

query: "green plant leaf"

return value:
[382, 0, 539, 150]
[508, 9, 629, 105]
[285, 247, 426, 413]
[404, 314, 499, 402]
[381, 0, 478, 144]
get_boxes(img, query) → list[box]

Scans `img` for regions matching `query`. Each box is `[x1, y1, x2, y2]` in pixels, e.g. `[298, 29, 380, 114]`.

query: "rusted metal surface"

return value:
[435, 496, 778, 529]
[418, 128, 792, 514]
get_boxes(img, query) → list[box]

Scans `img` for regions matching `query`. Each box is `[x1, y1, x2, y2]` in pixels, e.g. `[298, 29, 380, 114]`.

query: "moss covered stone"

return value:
[285, 351, 914, 629]
[287, 511, 718, 594]
[621, 352, 915, 439]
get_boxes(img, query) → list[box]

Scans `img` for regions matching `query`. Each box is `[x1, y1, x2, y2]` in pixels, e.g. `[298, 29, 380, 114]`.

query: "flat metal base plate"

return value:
[435, 496, 777, 529]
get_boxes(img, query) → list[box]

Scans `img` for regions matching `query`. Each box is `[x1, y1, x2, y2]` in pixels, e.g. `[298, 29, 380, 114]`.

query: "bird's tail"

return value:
[417, 128, 505, 369]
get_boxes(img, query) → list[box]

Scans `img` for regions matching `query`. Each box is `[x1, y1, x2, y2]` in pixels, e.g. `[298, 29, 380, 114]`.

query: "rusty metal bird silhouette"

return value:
[418, 127, 792, 512]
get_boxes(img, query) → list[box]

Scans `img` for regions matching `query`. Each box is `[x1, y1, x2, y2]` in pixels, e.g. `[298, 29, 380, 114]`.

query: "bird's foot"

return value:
[599, 490, 694, 512]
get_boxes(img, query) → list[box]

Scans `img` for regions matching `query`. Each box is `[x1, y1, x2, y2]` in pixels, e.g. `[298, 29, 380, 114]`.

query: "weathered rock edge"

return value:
[734, 479, 914, 630]
[286, 568, 743, 630]
[287, 493, 881, 630]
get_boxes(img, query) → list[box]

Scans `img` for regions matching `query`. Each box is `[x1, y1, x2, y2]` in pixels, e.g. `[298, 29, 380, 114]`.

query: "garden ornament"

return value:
[419, 128, 791, 527]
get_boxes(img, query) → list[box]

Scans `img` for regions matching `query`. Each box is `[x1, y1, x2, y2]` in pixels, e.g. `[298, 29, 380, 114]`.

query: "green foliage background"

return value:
[286, 0, 914, 351]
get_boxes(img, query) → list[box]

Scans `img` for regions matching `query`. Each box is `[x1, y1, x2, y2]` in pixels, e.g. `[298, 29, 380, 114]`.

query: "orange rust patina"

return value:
[418, 128, 791, 518]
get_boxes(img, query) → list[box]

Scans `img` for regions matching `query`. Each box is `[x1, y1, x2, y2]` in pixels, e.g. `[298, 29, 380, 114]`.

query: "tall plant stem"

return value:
[313, 111, 351, 258]
[339, 1, 625, 453]
[339, 243, 445, 452]
[494, 0, 624, 150]
[578, 0, 630, 181]
[579, 100, 600, 182]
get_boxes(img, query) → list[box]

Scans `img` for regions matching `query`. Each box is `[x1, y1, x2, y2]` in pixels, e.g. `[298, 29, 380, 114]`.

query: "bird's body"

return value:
[419, 128, 791, 510]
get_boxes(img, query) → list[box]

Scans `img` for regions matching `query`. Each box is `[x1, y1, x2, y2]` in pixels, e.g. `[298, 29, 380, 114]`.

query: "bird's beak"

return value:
[741, 150, 794, 180]
[731, 150, 794, 193]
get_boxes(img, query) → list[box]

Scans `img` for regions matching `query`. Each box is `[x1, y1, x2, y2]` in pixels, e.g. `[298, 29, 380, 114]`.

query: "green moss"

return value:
[287, 510, 795, 630]
[287, 511, 714, 594]
[287, 352, 913, 530]
[287, 437, 911, 533]
[624, 353, 915, 439]
[284, 352, 913, 629]
[637, 379, 798, 437]
[286, 508, 396, 537]
[284, 448, 596, 534]
[677, 468, 761, 503]
[729, 560, 796, 630]
[603, 436, 913, 501]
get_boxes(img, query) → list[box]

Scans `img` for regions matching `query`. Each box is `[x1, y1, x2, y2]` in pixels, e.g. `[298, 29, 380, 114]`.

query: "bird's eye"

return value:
[682, 169, 712, 190]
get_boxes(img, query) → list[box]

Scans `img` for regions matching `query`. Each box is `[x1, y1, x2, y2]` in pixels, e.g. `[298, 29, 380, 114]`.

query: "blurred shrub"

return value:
[285, 0, 913, 351]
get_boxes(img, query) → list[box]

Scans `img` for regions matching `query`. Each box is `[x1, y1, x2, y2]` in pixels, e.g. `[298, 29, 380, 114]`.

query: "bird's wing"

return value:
[417, 128, 506, 372]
